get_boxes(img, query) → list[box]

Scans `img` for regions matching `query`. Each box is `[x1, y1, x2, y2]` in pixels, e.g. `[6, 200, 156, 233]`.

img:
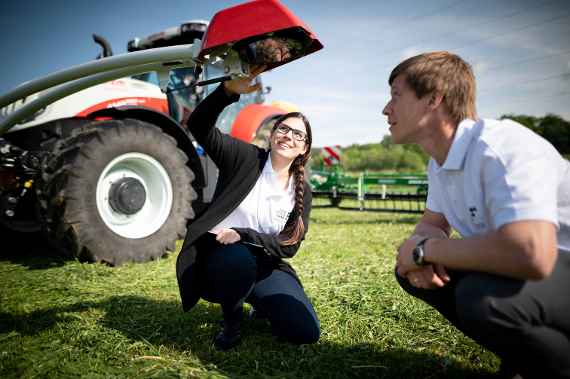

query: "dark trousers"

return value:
[198, 237, 320, 345]
[396, 252, 570, 379]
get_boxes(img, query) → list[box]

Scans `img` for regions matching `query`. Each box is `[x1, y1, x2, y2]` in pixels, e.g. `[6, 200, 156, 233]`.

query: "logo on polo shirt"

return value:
[277, 209, 291, 222]
[468, 205, 486, 228]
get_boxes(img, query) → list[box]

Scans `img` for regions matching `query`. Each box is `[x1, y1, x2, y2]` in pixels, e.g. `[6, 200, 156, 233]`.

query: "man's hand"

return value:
[396, 235, 450, 289]
[215, 228, 241, 244]
[405, 264, 450, 289]
[396, 235, 424, 277]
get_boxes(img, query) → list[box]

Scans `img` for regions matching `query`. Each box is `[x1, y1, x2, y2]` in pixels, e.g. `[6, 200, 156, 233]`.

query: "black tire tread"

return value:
[36, 119, 197, 265]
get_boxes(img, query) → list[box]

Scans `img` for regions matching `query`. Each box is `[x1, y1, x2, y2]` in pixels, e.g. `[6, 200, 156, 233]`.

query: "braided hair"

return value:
[270, 112, 313, 246]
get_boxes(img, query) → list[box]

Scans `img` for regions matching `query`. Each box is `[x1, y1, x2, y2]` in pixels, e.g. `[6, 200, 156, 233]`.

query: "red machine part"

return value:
[75, 97, 169, 117]
[199, 0, 323, 71]
[322, 145, 341, 166]
[230, 103, 286, 142]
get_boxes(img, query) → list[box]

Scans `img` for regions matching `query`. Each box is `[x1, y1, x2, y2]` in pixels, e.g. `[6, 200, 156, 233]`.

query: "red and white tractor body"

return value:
[0, 0, 322, 265]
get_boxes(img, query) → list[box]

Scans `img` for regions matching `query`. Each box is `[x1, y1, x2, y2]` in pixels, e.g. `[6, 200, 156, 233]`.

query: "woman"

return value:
[176, 66, 319, 350]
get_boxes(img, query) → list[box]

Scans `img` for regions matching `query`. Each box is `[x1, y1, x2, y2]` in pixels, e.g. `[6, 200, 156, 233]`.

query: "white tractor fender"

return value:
[7, 78, 168, 132]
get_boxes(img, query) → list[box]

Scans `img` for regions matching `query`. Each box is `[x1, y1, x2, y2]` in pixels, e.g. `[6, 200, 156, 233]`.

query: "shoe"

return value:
[213, 324, 241, 351]
[213, 304, 243, 351]
[248, 307, 268, 320]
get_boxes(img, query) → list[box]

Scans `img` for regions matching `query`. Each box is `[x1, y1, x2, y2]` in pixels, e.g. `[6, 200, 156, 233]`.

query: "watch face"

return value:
[413, 245, 423, 265]
[413, 238, 429, 266]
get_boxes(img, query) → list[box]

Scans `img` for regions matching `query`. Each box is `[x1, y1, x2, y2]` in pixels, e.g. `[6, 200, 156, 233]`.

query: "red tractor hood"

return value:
[199, 0, 323, 71]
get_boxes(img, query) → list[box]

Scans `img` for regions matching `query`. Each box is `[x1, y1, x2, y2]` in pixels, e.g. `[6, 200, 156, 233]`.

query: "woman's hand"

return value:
[215, 228, 241, 244]
[223, 65, 266, 95]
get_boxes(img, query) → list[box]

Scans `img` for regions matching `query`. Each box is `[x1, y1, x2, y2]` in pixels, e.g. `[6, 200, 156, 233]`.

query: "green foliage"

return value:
[343, 139, 429, 172]
[500, 114, 539, 131]
[0, 210, 498, 378]
[311, 136, 429, 173]
[501, 113, 570, 155]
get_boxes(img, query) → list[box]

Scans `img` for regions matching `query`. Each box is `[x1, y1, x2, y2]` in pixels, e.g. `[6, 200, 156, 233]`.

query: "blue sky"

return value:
[2, 0, 569, 147]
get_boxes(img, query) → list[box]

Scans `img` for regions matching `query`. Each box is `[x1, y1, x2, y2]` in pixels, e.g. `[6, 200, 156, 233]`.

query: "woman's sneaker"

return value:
[213, 322, 241, 351]
[214, 305, 243, 351]
[248, 307, 268, 320]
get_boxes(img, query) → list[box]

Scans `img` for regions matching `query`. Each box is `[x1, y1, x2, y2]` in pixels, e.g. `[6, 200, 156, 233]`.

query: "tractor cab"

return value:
[122, 20, 265, 130]
[124, 20, 212, 125]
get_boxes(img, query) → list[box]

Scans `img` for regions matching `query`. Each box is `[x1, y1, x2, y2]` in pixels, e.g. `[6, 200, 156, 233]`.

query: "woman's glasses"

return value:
[275, 124, 307, 142]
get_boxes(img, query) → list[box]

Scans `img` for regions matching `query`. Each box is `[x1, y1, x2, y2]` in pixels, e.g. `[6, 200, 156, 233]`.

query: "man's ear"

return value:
[429, 93, 444, 109]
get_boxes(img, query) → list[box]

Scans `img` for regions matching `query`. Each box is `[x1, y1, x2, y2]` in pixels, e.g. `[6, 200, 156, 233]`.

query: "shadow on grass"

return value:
[0, 229, 69, 270]
[0, 295, 495, 379]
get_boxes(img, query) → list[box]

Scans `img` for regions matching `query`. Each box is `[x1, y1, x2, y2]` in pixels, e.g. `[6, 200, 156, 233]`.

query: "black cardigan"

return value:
[176, 84, 312, 312]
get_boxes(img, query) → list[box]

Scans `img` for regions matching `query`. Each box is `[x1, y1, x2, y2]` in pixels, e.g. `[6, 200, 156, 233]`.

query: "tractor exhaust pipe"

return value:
[93, 34, 114, 58]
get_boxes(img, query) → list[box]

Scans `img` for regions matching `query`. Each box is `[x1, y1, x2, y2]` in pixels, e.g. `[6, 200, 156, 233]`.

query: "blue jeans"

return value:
[199, 240, 320, 345]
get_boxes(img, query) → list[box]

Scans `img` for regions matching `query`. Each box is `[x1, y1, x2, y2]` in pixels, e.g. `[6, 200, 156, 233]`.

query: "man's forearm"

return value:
[424, 221, 557, 280]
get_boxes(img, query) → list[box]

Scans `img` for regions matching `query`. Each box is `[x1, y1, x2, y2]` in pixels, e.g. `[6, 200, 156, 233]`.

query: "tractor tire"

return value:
[37, 119, 196, 265]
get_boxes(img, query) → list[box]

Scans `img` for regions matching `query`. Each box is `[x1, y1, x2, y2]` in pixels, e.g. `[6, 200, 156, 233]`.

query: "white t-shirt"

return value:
[426, 118, 570, 253]
[210, 157, 295, 235]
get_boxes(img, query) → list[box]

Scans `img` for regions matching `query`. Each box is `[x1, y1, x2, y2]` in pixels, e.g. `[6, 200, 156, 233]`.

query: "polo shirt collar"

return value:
[263, 155, 294, 192]
[439, 118, 477, 171]
[263, 155, 275, 174]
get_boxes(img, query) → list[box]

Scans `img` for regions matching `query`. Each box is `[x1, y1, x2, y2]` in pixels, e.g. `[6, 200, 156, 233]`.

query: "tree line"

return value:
[310, 135, 429, 173]
[310, 114, 570, 173]
[500, 114, 570, 157]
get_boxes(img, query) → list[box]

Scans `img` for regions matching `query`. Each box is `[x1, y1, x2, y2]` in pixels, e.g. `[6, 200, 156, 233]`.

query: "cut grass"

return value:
[0, 208, 499, 378]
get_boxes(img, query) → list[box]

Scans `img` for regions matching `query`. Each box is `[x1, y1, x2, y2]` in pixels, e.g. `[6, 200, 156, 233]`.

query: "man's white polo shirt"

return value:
[426, 118, 570, 253]
[211, 157, 295, 236]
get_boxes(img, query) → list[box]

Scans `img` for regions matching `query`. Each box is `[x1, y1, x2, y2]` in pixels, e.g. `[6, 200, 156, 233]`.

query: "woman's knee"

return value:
[293, 322, 321, 345]
[263, 295, 320, 344]
[279, 316, 320, 345]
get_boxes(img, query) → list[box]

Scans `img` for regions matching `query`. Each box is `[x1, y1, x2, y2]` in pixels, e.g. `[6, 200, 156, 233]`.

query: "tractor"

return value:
[0, 0, 323, 265]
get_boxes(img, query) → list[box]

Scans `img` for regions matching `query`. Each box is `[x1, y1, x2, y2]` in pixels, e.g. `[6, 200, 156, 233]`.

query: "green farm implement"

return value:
[310, 169, 428, 214]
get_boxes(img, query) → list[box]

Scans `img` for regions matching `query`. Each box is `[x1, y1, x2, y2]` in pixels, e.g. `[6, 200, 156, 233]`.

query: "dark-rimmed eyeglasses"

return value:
[275, 124, 307, 142]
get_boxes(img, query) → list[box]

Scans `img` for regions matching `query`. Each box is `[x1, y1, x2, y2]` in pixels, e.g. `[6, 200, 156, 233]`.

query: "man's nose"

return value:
[382, 102, 391, 116]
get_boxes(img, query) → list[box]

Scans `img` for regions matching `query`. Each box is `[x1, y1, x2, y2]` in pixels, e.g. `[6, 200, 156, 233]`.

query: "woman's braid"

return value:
[280, 156, 306, 245]
[293, 158, 305, 224]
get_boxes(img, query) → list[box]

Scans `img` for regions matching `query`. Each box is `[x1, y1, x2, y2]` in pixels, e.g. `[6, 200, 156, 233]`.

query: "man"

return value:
[382, 51, 570, 379]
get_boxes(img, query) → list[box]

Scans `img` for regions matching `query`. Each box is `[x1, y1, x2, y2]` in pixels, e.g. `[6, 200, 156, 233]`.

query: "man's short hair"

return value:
[389, 51, 478, 125]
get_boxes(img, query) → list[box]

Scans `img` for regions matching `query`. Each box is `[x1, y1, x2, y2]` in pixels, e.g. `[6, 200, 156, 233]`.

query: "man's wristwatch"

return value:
[412, 237, 430, 266]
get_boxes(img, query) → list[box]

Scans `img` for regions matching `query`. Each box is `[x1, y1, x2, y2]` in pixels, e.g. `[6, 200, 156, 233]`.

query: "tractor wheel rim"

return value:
[96, 152, 173, 239]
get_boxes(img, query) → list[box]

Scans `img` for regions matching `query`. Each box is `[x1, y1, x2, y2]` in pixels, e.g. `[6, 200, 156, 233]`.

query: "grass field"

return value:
[0, 208, 499, 378]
